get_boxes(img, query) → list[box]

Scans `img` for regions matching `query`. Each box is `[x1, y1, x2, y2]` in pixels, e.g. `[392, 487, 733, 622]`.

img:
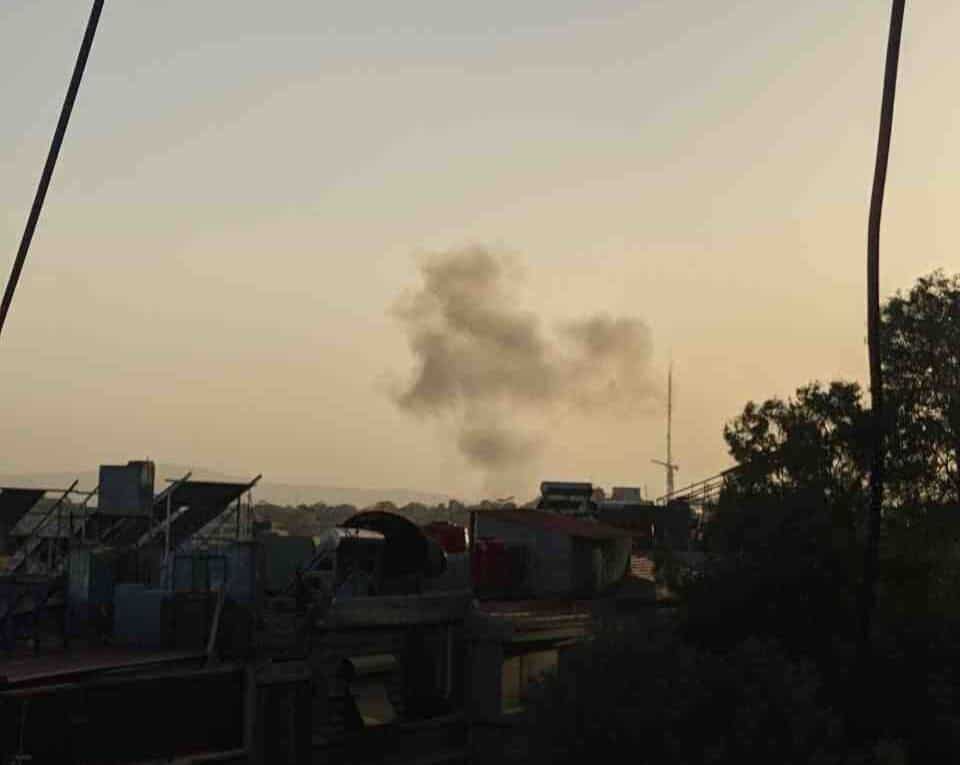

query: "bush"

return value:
[526, 622, 848, 765]
[679, 495, 960, 761]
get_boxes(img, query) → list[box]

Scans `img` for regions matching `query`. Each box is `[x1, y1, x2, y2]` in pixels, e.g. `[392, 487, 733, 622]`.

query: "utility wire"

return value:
[0, 0, 105, 342]
[859, 0, 906, 659]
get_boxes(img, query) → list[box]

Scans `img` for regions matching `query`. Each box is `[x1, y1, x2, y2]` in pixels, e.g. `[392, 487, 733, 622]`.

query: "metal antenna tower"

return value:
[652, 363, 679, 500]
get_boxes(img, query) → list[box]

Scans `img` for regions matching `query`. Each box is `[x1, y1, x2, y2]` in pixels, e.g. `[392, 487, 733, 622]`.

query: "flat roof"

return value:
[0, 647, 206, 688]
[540, 481, 593, 495]
[476, 508, 634, 541]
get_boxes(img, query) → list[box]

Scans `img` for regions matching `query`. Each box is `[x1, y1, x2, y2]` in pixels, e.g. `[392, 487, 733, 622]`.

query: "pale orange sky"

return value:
[1, 2, 958, 500]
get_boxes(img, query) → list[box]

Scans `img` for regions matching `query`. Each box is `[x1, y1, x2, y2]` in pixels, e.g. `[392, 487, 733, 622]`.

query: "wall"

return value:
[473, 516, 573, 597]
[501, 648, 559, 713]
[425, 552, 470, 592]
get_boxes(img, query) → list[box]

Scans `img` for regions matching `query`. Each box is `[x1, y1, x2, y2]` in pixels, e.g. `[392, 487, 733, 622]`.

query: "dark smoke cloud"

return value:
[561, 314, 656, 411]
[392, 247, 655, 480]
[394, 248, 556, 413]
[457, 421, 543, 471]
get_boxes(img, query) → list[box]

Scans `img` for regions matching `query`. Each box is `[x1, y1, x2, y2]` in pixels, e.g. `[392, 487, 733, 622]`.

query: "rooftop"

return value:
[475, 508, 634, 541]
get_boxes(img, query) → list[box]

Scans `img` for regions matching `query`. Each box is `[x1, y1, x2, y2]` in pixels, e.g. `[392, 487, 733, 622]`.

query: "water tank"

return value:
[98, 460, 155, 517]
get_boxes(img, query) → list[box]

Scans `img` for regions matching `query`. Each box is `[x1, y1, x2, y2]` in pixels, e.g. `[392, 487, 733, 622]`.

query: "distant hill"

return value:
[0, 464, 450, 509]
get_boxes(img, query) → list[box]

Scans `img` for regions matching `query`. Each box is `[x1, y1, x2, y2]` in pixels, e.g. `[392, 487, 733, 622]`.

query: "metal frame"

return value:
[5, 481, 88, 573]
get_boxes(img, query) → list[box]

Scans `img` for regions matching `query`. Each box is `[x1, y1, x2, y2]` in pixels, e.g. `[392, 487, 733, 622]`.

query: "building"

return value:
[466, 600, 592, 761]
[597, 493, 657, 550]
[611, 486, 643, 502]
[472, 509, 632, 599]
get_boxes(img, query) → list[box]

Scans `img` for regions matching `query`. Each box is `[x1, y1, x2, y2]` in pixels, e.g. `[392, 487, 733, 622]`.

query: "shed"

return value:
[473, 509, 632, 598]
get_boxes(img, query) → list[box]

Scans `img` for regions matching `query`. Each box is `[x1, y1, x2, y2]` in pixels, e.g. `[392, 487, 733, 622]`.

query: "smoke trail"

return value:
[392, 247, 655, 484]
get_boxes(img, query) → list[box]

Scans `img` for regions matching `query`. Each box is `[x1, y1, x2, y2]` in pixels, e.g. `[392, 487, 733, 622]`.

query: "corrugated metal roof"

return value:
[159, 480, 254, 547]
[1, 647, 206, 686]
[115, 479, 256, 549]
[165, 480, 251, 511]
[475, 508, 634, 541]
[342, 511, 443, 578]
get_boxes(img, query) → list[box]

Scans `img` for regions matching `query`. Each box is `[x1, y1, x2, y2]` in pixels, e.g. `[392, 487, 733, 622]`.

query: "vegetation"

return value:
[529, 626, 862, 764]
[527, 271, 960, 763]
[882, 272, 960, 508]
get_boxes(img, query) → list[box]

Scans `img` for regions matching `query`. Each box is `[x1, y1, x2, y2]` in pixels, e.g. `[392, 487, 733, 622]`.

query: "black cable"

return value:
[0, 0, 105, 342]
[860, 0, 906, 660]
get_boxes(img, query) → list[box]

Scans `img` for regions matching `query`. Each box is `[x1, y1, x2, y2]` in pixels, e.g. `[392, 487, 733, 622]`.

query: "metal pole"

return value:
[0, 0, 106, 341]
[77, 484, 98, 545]
[56, 499, 62, 567]
[165, 494, 172, 562]
[29, 480, 79, 571]
[242, 477, 263, 540]
[860, 0, 906, 660]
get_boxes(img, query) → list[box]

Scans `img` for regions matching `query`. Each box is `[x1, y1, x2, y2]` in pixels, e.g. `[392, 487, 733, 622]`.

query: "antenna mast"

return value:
[652, 362, 679, 500]
[667, 363, 674, 495]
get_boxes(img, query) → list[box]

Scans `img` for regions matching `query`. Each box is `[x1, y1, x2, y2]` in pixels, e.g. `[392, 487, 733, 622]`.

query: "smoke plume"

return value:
[457, 420, 543, 471]
[392, 247, 655, 487]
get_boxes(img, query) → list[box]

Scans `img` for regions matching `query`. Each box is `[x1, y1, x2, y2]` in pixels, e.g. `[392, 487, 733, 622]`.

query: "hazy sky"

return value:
[2, 1, 958, 500]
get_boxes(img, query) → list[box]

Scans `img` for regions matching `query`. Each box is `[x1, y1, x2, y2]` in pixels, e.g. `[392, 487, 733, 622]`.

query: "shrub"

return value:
[525, 622, 847, 765]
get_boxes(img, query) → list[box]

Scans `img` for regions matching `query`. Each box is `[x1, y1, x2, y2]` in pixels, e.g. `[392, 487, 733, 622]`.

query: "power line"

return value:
[0, 0, 105, 342]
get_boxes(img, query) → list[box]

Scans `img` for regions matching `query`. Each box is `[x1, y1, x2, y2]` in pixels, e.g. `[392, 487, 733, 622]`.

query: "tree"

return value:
[526, 626, 849, 765]
[721, 269, 960, 514]
[882, 271, 960, 508]
[721, 381, 870, 514]
[701, 383, 870, 657]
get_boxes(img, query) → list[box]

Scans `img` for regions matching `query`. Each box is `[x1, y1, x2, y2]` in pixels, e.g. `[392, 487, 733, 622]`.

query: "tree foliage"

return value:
[722, 381, 870, 511]
[720, 271, 960, 514]
[882, 271, 960, 507]
[524, 272, 960, 765]
[527, 626, 850, 765]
